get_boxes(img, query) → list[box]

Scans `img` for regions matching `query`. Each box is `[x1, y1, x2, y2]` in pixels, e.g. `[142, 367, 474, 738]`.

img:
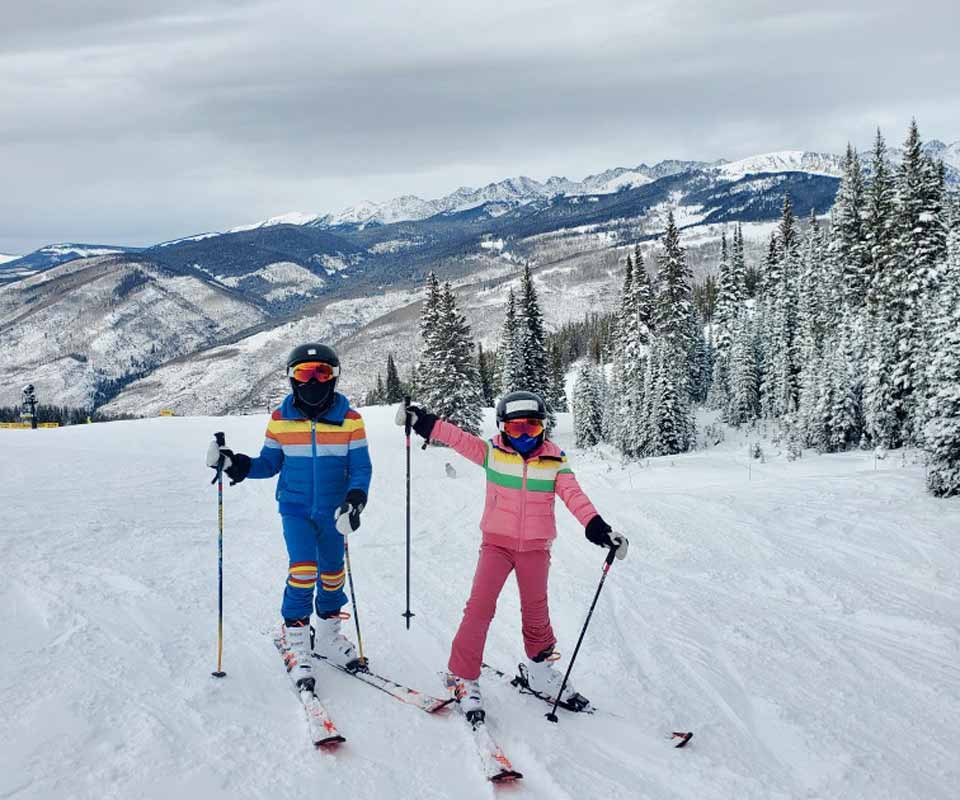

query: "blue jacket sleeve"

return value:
[347, 417, 372, 496]
[247, 428, 284, 479]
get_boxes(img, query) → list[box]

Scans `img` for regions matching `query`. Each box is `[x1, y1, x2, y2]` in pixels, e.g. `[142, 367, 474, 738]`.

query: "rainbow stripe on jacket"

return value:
[431, 419, 598, 552]
[246, 392, 372, 520]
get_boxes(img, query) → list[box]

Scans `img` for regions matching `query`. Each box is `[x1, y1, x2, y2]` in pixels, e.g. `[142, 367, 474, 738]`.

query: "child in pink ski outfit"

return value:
[398, 390, 627, 716]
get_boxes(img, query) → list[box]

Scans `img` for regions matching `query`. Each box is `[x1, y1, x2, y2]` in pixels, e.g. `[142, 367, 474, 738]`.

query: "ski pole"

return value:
[211, 431, 227, 678]
[546, 546, 618, 723]
[343, 536, 368, 670]
[402, 395, 415, 629]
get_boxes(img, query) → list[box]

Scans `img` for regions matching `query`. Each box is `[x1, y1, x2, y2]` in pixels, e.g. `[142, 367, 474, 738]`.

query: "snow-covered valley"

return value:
[1, 409, 957, 799]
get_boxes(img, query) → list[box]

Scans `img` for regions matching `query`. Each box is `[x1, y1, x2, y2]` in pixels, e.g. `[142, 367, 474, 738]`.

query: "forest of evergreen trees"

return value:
[372, 120, 959, 498]
[573, 120, 960, 497]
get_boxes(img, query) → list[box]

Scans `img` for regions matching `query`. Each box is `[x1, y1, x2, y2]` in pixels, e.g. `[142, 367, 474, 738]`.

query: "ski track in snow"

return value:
[1, 410, 958, 799]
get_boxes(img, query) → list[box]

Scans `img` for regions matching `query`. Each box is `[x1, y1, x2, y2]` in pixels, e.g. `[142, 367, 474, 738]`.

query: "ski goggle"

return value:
[288, 361, 340, 383]
[501, 418, 544, 437]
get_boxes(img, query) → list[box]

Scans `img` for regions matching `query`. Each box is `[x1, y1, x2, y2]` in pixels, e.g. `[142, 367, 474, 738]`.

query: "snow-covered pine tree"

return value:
[648, 337, 693, 455]
[634, 248, 656, 333]
[732, 223, 747, 299]
[514, 264, 556, 430]
[863, 129, 902, 448]
[417, 272, 443, 403]
[496, 289, 521, 394]
[572, 361, 604, 447]
[762, 196, 801, 420]
[647, 212, 696, 451]
[655, 211, 694, 349]
[385, 354, 403, 404]
[727, 314, 761, 426]
[925, 222, 960, 496]
[711, 228, 744, 410]
[546, 342, 568, 413]
[796, 218, 825, 446]
[421, 283, 484, 434]
[610, 246, 654, 458]
[477, 342, 496, 407]
[864, 313, 901, 449]
[864, 129, 898, 313]
[833, 143, 868, 307]
[365, 373, 386, 406]
[826, 317, 865, 451]
[889, 120, 948, 445]
[687, 308, 712, 404]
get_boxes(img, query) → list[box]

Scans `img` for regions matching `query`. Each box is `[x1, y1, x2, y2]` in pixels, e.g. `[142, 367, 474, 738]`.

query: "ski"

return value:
[274, 635, 346, 749]
[314, 654, 455, 714]
[481, 663, 693, 748]
[458, 707, 523, 783]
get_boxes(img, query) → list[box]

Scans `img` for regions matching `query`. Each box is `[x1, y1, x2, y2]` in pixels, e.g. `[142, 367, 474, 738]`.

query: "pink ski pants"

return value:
[448, 543, 556, 680]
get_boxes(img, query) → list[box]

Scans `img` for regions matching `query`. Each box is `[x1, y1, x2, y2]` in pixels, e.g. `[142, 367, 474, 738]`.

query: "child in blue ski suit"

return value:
[206, 343, 372, 686]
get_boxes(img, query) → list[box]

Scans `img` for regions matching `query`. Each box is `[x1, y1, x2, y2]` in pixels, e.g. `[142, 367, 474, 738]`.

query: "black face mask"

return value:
[292, 378, 335, 417]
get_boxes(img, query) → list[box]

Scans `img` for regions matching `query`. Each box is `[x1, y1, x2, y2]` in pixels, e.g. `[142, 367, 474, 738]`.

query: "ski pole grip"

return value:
[604, 547, 617, 567]
[403, 396, 412, 436]
[211, 431, 227, 485]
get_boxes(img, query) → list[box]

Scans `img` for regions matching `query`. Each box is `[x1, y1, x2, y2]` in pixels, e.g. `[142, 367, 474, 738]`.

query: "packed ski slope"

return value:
[1, 409, 958, 799]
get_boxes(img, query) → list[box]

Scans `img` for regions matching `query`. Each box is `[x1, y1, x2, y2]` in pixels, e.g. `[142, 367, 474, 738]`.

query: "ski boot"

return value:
[444, 672, 484, 725]
[313, 611, 361, 670]
[282, 617, 316, 690]
[518, 647, 590, 712]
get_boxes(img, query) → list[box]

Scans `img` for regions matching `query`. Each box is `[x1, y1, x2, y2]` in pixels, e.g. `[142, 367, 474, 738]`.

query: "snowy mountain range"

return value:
[208, 142, 958, 234]
[234, 159, 721, 229]
[1, 140, 956, 413]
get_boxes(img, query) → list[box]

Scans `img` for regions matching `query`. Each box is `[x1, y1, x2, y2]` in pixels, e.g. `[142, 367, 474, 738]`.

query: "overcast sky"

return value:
[2, 0, 958, 254]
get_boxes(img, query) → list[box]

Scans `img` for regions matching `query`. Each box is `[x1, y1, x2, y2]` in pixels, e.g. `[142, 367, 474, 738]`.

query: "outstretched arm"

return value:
[429, 419, 488, 467]
[396, 403, 488, 467]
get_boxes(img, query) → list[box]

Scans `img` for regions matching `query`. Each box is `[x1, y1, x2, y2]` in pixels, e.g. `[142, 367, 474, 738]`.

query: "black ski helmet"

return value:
[287, 343, 339, 372]
[496, 391, 546, 425]
[286, 343, 340, 415]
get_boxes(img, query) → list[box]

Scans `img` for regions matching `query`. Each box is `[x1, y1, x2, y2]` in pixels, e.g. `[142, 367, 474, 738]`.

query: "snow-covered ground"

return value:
[1, 410, 958, 799]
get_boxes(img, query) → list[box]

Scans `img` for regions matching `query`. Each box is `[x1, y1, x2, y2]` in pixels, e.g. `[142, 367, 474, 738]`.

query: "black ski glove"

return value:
[585, 515, 615, 548]
[335, 489, 367, 535]
[224, 452, 251, 484]
[585, 515, 629, 560]
[205, 438, 251, 485]
[395, 402, 437, 441]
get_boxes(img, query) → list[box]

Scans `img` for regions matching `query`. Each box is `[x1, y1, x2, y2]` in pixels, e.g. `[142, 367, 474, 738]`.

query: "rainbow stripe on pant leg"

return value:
[288, 561, 318, 589]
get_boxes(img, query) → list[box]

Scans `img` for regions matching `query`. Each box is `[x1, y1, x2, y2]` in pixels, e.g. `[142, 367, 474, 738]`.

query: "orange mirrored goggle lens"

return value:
[501, 418, 544, 437]
[288, 361, 339, 383]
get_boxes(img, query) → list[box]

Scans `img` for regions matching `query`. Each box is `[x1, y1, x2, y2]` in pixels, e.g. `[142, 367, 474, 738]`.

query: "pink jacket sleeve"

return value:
[430, 419, 488, 467]
[555, 470, 599, 527]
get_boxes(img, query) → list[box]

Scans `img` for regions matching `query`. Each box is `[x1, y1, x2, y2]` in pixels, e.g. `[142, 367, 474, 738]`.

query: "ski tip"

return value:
[490, 770, 523, 783]
[315, 735, 347, 749]
[671, 731, 694, 748]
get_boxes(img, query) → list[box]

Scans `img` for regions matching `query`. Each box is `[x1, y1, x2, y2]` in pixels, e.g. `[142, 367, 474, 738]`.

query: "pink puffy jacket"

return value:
[431, 420, 599, 552]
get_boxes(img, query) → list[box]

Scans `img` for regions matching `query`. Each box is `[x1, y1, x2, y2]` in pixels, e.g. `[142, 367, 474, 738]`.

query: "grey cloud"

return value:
[1, 0, 958, 253]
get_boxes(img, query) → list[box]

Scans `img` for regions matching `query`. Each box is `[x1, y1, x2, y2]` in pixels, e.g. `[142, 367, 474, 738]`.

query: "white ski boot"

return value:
[313, 614, 360, 669]
[444, 672, 484, 723]
[282, 619, 316, 689]
[520, 649, 590, 712]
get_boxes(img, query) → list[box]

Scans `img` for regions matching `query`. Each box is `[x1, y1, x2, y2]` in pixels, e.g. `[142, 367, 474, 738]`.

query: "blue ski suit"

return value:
[246, 392, 372, 619]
